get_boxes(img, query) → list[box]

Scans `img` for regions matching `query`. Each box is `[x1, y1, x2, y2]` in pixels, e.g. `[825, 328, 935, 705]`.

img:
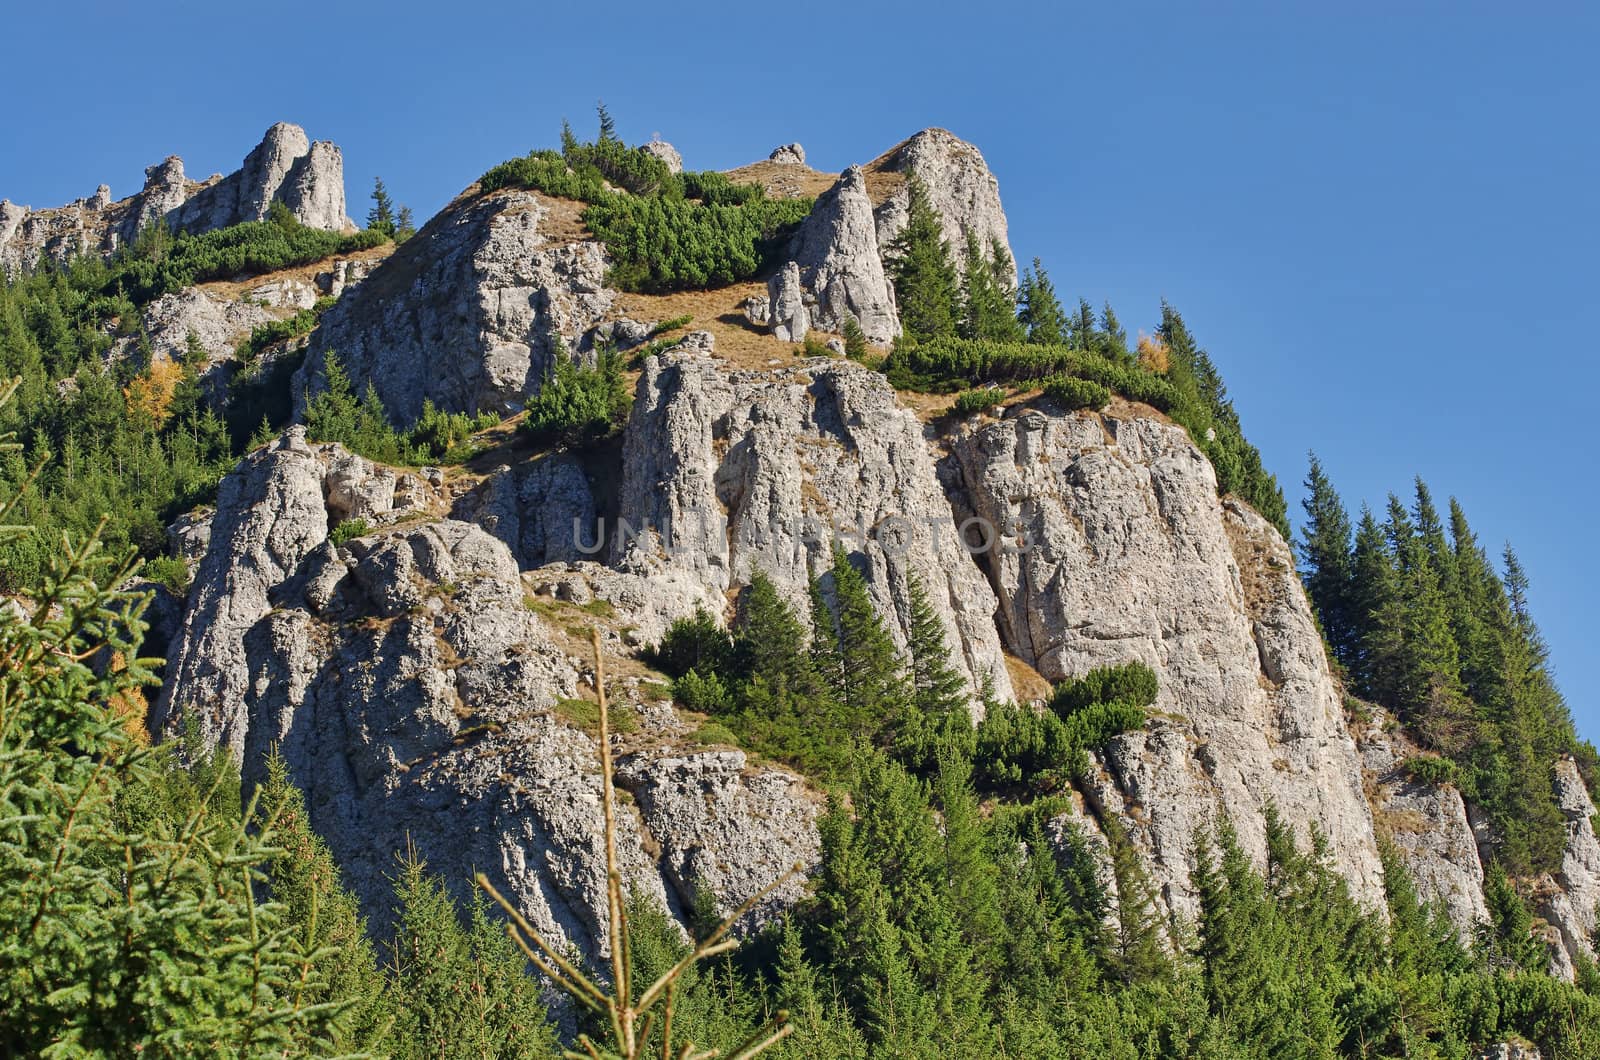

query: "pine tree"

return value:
[820, 545, 913, 745]
[597, 100, 618, 143]
[1017, 258, 1068, 345]
[885, 176, 960, 343]
[1099, 302, 1129, 361]
[257, 755, 396, 1050]
[388, 854, 560, 1058]
[1068, 298, 1097, 352]
[368, 177, 397, 237]
[1102, 817, 1168, 983]
[1299, 452, 1358, 671]
[904, 573, 968, 723]
[1349, 504, 1398, 700]
[959, 233, 1023, 342]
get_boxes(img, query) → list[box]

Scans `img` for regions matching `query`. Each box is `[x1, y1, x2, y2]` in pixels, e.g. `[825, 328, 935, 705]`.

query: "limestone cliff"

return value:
[295, 189, 612, 423]
[154, 429, 818, 952]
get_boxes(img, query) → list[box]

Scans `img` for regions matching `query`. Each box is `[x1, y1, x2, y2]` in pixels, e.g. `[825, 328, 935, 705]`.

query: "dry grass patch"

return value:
[723, 161, 838, 200]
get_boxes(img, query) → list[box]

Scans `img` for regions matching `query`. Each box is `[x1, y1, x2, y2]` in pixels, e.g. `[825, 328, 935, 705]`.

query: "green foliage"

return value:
[841, 316, 870, 358]
[959, 233, 1024, 343]
[885, 175, 961, 343]
[112, 206, 388, 304]
[1016, 258, 1069, 345]
[330, 518, 369, 546]
[520, 349, 632, 448]
[367, 177, 413, 240]
[478, 113, 812, 294]
[1403, 754, 1461, 787]
[1299, 461, 1585, 877]
[951, 387, 1000, 417]
[1049, 661, 1160, 714]
[1042, 374, 1110, 411]
[304, 353, 502, 466]
[585, 194, 811, 293]
[386, 854, 560, 1058]
[651, 607, 735, 678]
[0, 269, 237, 591]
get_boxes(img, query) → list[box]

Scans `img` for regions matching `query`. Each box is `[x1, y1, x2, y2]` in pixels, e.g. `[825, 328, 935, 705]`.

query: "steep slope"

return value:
[944, 405, 1386, 915]
[618, 349, 1014, 709]
[295, 189, 611, 423]
[154, 429, 818, 952]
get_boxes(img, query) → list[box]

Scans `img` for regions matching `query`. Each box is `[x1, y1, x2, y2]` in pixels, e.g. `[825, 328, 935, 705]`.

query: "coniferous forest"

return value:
[3, 109, 1599, 1059]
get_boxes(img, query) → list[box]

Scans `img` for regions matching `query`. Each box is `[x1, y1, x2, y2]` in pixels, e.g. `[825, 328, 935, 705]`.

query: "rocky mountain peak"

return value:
[0, 121, 349, 276]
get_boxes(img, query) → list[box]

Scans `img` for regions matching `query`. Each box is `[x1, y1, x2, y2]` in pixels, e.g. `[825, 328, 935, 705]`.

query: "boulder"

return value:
[767, 261, 809, 343]
[769, 143, 806, 165]
[641, 139, 683, 175]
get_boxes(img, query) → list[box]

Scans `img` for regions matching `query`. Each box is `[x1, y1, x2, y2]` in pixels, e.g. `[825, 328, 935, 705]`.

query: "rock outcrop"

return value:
[1358, 710, 1489, 940]
[779, 165, 899, 344]
[1, 123, 349, 276]
[769, 143, 806, 166]
[642, 139, 683, 175]
[945, 406, 1384, 916]
[117, 287, 277, 374]
[618, 349, 1014, 710]
[766, 261, 809, 343]
[1538, 758, 1600, 973]
[296, 190, 612, 423]
[155, 429, 819, 953]
[872, 127, 1015, 283]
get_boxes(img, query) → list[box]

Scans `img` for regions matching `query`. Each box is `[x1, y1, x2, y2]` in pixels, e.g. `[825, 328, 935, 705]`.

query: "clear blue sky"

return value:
[4, 3, 1596, 738]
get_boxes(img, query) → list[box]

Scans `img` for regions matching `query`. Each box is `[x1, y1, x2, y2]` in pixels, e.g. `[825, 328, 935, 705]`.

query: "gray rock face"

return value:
[1538, 758, 1600, 974]
[873, 128, 1015, 284]
[618, 349, 1015, 710]
[781, 165, 899, 344]
[642, 140, 684, 175]
[767, 261, 809, 343]
[297, 189, 613, 423]
[1357, 710, 1488, 940]
[1, 123, 348, 276]
[945, 408, 1384, 917]
[450, 454, 598, 569]
[117, 287, 277, 373]
[769, 143, 806, 165]
[156, 431, 820, 955]
[153, 428, 334, 756]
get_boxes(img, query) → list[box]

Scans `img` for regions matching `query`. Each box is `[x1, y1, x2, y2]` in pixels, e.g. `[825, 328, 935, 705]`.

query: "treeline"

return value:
[0, 260, 234, 591]
[1300, 460, 1594, 875]
[479, 106, 812, 292]
[879, 174, 1289, 536]
[0, 203, 434, 593]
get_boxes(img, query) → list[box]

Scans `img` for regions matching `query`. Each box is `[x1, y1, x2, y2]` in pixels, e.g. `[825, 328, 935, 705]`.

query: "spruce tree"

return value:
[1098, 302, 1129, 361]
[820, 545, 913, 745]
[1068, 298, 1098, 352]
[368, 176, 397, 237]
[1017, 258, 1068, 345]
[885, 176, 960, 343]
[1102, 817, 1168, 983]
[959, 232, 1023, 342]
[1349, 504, 1398, 700]
[1299, 452, 1357, 671]
[904, 573, 968, 723]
